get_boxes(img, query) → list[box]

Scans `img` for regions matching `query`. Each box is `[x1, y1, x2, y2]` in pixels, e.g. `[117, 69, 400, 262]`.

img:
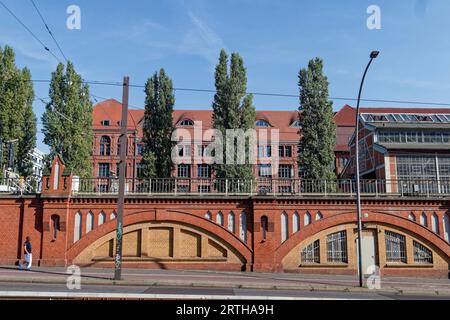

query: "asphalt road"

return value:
[0, 281, 449, 300]
[1, 266, 450, 299]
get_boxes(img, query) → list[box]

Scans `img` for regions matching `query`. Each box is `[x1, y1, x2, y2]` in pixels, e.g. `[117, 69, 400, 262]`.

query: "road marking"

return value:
[0, 291, 364, 300]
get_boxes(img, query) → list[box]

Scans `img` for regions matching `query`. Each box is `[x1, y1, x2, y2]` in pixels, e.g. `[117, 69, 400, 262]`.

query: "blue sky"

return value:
[1, 0, 450, 152]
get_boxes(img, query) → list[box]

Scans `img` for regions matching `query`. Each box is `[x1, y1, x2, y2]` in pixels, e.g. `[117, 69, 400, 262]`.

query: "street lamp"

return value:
[355, 50, 379, 287]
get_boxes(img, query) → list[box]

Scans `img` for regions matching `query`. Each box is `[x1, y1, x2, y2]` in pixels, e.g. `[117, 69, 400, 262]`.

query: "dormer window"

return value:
[290, 120, 301, 128]
[256, 119, 270, 127]
[101, 120, 110, 126]
[178, 119, 194, 126]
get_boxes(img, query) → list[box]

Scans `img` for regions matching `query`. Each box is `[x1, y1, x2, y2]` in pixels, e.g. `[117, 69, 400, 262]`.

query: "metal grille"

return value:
[301, 240, 320, 264]
[413, 241, 433, 264]
[326, 231, 348, 263]
[385, 231, 407, 263]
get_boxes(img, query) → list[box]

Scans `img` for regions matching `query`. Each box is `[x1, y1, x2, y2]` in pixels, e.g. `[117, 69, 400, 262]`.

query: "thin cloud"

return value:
[179, 11, 226, 65]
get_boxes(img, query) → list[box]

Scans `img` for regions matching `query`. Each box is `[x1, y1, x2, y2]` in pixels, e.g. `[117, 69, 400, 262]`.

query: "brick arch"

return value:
[66, 209, 253, 264]
[273, 211, 450, 269]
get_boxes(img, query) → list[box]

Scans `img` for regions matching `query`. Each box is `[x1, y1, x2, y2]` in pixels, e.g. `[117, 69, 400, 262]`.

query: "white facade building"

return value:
[30, 148, 45, 177]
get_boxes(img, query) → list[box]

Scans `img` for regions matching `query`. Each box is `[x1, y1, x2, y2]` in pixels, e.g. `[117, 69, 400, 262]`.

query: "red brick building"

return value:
[91, 99, 353, 181]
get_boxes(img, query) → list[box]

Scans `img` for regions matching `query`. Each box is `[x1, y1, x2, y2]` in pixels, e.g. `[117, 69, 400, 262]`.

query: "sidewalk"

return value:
[0, 266, 449, 297]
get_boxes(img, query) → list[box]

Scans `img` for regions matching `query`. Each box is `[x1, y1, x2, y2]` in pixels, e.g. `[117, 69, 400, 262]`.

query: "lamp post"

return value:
[355, 51, 379, 287]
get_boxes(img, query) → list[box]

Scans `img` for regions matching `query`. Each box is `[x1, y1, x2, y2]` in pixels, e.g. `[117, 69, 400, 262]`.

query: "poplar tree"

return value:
[41, 62, 93, 178]
[297, 58, 336, 180]
[212, 49, 255, 181]
[0, 46, 37, 177]
[141, 69, 175, 178]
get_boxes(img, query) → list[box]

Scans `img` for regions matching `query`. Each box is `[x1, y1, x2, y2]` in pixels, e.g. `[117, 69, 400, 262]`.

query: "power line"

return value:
[0, 0, 61, 63]
[29, 0, 68, 63]
[23, 78, 450, 107]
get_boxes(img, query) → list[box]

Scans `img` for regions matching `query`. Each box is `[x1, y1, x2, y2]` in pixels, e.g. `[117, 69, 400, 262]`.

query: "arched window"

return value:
[292, 211, 300, 234]
[290, 120, 301, 128]
[98, 212, 106, 226]
[228, 212, 235, 233]
[281, 212, 288, 243]
[51, 215, 60, 241]
[443, 213, 450, 243]
[74, 212, 82, 243]
[239, 211, 247, 243]
[100, 136, 111, 156]
[420, 212, 428, 227]
[205, 211, 212, 220]
[408, 213, 416, 222]
[110, 212, 117, 220]
[431, 213, 439, 234]
[216, 211, 224, 226]
[178, 119, 194, 126]
[261, 216, 268, 241]
[316, 211, 323, 221]
[256, 119, 270, 127]
[304, 211, 311, 226]
[86, 212, 94, 233]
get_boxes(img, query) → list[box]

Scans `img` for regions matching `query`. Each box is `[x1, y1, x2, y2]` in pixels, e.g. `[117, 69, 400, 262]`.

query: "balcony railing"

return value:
[70, 177, 450, 198]
[0, 177, 42, 195]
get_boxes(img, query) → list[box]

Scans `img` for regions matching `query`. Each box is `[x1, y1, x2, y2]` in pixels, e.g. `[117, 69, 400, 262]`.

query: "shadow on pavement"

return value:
[0, 266, 112, 280]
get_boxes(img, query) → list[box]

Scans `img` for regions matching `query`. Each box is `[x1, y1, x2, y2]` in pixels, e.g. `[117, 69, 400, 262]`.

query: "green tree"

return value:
[141, 69, 175, 178]
[297, 57, 336, 180]
[41, 62, 93, 178]
[0, 46, 37, 177]
[212, 49, 255, 181]
[16, 68, 37, 176]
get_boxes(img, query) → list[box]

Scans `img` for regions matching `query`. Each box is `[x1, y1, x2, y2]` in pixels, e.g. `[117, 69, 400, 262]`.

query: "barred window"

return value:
[413, 241, 433, 264]
[301, 240, 320, 264]
[326, 231, 348, 263]
[385, 231, 407, 263]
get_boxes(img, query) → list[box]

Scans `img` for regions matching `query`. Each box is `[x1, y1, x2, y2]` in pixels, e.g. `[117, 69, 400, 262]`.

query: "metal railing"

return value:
[0, 177, 42, 195]
[71, 177, 450, 198]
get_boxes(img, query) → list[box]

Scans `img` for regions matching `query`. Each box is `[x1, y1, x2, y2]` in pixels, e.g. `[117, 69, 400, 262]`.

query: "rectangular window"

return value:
[278, 165, 292, 178]
[278, 145, 292, 158]
[137, 144, 144, 156]
[327, 231, 348, 263]
[197, 164, 211, 178]
[178, 145, 191, 158]
[136, 163, 145, 178]
[98, 163, 110, 177]
[301, 240, 320, 264]
[258, 145, 272, 158]
[258, 164, 272, 177]
[177, 164, 190, 178]
[385, 230, 407, 263]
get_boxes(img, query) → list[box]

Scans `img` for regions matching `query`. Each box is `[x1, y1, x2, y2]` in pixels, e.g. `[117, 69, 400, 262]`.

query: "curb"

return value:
[0, 276, 448, 297]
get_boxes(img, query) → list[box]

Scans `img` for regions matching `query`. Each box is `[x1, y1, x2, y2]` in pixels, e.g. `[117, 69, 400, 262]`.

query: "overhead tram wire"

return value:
[29, 0, 68, 63]
[0, 0, 61, 63]
[19, 78, 450, 108]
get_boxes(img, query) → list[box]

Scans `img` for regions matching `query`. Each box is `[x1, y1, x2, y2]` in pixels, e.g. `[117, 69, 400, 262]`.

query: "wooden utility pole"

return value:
[114, 76, 129, 280]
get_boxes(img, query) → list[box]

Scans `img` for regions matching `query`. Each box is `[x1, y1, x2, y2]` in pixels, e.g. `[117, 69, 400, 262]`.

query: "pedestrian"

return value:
[19, 236, 32, 271]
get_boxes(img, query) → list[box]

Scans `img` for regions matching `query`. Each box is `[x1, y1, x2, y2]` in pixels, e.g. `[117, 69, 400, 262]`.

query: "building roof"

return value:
[93, 100, 450, 152]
